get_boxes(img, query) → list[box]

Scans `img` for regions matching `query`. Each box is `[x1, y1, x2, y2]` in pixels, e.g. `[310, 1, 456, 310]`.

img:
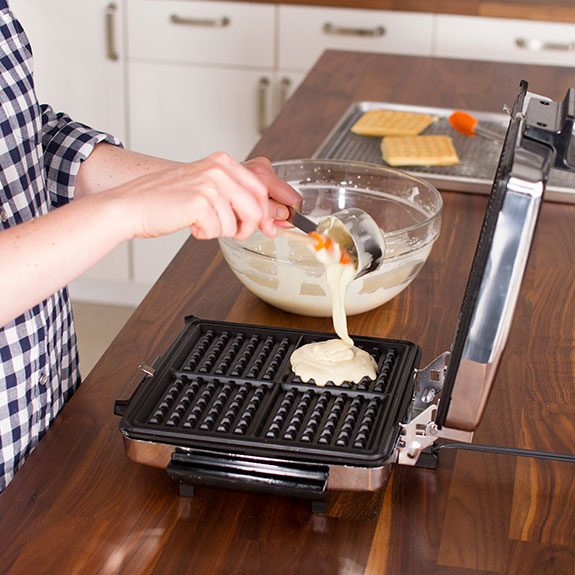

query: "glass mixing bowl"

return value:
[219, 159, 442, 316]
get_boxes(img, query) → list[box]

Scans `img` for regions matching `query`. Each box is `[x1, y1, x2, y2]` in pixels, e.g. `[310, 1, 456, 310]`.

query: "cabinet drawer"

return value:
[128, 61, 270, 161]
[127, 0, 275, 68]
[435, 15, 575, 67]
[279, 6, 433, 71]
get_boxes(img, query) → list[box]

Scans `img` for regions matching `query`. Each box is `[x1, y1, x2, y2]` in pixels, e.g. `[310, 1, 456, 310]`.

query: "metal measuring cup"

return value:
[317, 208, 385, 278]
[287, 206, 386, 278]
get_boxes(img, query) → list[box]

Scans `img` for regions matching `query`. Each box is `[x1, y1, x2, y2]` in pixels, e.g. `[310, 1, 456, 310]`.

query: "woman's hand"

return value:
[112, 152, 299, 241]
[242, 156, 302, 227]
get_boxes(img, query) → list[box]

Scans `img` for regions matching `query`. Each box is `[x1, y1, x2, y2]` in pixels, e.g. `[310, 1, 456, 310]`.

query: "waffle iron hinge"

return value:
[397, 351, 473, 467]
[523, 87, 574, 171]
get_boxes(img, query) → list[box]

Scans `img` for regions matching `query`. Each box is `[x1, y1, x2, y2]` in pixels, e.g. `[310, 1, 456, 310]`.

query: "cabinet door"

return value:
[9, 0, 130, 287]
[10, 0, 127, 140]
[435, 15, 575, 67]
[129, 61, 272, 162]
[272, 72, 306, 120]
[132, 231, 190, 286]
[279, 6, 434, 72]
[127, 0, 275, 69]
[129, 62, 275, 284]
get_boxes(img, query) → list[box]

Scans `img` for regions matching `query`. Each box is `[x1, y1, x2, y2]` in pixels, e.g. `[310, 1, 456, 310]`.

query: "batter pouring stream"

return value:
[290, 231, 377, 386]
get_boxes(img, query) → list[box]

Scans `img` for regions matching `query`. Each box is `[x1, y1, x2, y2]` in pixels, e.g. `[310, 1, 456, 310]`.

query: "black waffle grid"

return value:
[125, 319, 419, 464]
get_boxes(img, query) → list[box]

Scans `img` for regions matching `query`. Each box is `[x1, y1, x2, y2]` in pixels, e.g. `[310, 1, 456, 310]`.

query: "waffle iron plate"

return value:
[118, 317, 421, 469]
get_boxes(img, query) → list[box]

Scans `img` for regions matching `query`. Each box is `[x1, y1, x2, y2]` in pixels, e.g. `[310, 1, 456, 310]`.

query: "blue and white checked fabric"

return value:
[0, 1, 121, 493]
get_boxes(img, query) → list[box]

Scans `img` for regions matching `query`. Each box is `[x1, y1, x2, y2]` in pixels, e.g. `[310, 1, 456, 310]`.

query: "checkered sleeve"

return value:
[40, 104, 123, 207]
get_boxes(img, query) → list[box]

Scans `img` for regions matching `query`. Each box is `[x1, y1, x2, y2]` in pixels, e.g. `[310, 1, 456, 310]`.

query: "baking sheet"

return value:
[313, 101, 575, 204]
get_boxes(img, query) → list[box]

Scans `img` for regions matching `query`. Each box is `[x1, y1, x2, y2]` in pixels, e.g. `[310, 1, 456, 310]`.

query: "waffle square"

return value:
[351, 109, 438, 137]
[381, 135, 459, 167]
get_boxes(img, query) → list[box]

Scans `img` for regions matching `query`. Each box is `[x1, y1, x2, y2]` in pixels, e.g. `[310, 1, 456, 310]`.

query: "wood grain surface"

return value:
[222, 0, 575, 23]
[1, 51, 574, 574]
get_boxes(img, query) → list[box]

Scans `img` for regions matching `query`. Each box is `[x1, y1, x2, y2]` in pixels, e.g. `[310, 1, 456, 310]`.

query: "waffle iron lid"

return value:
[436, 81, 574, 431]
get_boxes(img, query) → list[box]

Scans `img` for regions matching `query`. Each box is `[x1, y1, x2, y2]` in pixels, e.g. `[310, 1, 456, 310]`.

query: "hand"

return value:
[113, 152, 288, 241]
[243, 157, 302, 228]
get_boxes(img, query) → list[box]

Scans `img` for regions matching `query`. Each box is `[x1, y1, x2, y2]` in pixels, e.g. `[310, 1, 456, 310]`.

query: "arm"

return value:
[74, 143, 298, 222]
[0, 187, 127, 326]
[1, 103, 300, 325]
[74, 143, 184, 197]
[0, 152, 301, 326]
[40, 103, 300, 218]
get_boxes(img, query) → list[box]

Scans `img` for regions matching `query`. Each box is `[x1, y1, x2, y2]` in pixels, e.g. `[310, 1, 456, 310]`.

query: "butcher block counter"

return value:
[1, 51, 574, 574]
[223, 0, 575, 23]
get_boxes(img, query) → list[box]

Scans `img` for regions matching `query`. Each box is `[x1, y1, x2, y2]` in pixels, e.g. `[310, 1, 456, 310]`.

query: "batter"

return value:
[290, 232, 377, 386]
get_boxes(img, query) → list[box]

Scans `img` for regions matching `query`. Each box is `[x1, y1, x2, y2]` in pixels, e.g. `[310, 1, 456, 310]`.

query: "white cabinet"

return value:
[127, 0, 275, 68]
[129, 62, 296, 282]
[9, 0, 132, 292]
[279, 6, 434, 72]
[128, 73, 307, 286]
[270, 72, 307, 121]
[126, 0, 277, 284]
[132, 231, 191, 285]
[128, 62, 274, 162]
[10, 0, 127, 141]
[435, 15, 575, 67]
[127, 0, 275, 162]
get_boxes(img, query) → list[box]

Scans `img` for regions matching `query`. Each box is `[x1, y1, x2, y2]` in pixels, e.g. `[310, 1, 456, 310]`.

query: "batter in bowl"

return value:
[290, 232, 378, 386]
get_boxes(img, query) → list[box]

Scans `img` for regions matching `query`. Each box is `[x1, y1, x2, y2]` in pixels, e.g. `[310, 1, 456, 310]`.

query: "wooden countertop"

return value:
[220, 0, 575, 24]
[1, 52, 574, 574]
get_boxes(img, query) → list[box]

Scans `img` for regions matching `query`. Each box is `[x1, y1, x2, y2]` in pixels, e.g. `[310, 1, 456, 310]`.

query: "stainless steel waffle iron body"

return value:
[115, 82, 575, 506]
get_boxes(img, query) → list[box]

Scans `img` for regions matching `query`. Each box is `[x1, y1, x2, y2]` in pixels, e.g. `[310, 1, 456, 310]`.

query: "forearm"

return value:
[0, 190, 129, 326]
[74, 146, 300, 225]
[1, 152, 301, 325]
[75, 144, 183, 197]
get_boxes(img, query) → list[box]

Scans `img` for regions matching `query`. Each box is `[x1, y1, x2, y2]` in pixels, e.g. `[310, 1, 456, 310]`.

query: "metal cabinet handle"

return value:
[279, 77, 292, 109]
[257, 77, 270, 135]
[515, 37, 575, 52]
[323, 22, 385, 37]
[170, 14, 231, 28]
[105, 3, 119, 61]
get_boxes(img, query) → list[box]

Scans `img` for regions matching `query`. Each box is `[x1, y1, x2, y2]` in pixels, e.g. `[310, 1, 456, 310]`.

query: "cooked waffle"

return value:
[381, 135, 460, 167]
[351, 109, 438, 137]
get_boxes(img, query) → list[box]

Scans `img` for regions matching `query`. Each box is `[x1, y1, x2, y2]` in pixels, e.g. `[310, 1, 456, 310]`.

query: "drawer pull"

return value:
[279, 77, 292, 109]
[105, 3, 119, 61]
[170, 14, 231, 28]
[323, 23, 385, 38]
[257, 77, 270, 135]
[515, 37, 575, 52]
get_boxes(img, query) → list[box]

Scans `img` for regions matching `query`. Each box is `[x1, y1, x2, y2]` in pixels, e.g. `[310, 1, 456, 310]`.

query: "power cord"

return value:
[434, 442, 575, 463]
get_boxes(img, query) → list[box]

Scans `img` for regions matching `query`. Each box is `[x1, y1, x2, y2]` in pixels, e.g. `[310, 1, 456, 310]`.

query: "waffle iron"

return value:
[115, 82, 574, 509]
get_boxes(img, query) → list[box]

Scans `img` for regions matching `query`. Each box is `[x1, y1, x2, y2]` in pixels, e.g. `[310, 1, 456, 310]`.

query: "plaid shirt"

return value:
[0, 2, 121, 493]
